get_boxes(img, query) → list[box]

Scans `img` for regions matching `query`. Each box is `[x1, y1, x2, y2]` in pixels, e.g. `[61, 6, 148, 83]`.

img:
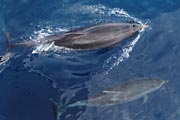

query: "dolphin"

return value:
[1, 22, 143, 64]
[68, 78, 167, 106]
[50, 78, 167, 120]
[5, 23, 143, 50]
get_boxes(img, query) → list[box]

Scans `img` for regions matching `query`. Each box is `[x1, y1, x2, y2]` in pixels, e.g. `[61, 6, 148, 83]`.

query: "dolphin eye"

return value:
[133, 24, 135, 27]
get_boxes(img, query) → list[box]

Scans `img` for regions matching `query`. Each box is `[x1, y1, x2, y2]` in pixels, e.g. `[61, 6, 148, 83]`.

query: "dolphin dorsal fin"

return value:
[62, 33, 84, 40]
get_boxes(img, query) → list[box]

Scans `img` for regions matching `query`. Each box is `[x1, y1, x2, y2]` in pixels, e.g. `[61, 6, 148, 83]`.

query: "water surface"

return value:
[0, 0, 180, 120]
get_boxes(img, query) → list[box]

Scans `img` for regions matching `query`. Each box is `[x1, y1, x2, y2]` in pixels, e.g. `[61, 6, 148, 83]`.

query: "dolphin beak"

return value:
[138, 24, 144, 30]
[140, 24, 150, 32]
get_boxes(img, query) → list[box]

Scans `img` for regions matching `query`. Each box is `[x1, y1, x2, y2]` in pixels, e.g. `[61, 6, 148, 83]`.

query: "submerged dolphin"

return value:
[50, 78, 167, 120]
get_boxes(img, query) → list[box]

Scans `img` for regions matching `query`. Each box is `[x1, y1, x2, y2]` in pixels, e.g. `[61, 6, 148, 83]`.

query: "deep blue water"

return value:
[0, 0, 180, 120]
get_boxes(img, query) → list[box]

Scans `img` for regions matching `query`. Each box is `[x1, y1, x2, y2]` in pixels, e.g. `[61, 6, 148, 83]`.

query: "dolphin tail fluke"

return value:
[49, 98, 68, 120]
[0, 32, 12, 64]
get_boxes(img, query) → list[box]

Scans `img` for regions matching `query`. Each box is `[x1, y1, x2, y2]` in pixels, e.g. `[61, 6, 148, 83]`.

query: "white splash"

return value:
[30, 26, 69, 54]
[0, 52, 14, 73]
[0, 52, 12, 65]
[115, 34, 141, 66]
[104, 33, 141, 74]
[32, 27, 68, 41]
[32, 42, 55, 54]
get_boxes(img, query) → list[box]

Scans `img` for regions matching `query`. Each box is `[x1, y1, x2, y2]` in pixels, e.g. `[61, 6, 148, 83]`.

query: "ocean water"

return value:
[0, 0, 180, 120]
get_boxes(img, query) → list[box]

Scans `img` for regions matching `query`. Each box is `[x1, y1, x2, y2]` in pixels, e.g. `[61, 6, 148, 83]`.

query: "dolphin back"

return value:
[53, 23, 142, 49]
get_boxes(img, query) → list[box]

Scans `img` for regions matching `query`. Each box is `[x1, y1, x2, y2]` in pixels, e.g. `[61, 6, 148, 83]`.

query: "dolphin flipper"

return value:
[49, 98, 68, 120]
[142, 95, 148, 105]
[49, 98, 60, 120]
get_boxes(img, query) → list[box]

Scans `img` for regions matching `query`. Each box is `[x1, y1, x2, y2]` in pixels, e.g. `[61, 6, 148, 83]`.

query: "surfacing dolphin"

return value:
[6, 22, 143, 50]
[1, 22, 143, 64]
[50, 78, 167, 120]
